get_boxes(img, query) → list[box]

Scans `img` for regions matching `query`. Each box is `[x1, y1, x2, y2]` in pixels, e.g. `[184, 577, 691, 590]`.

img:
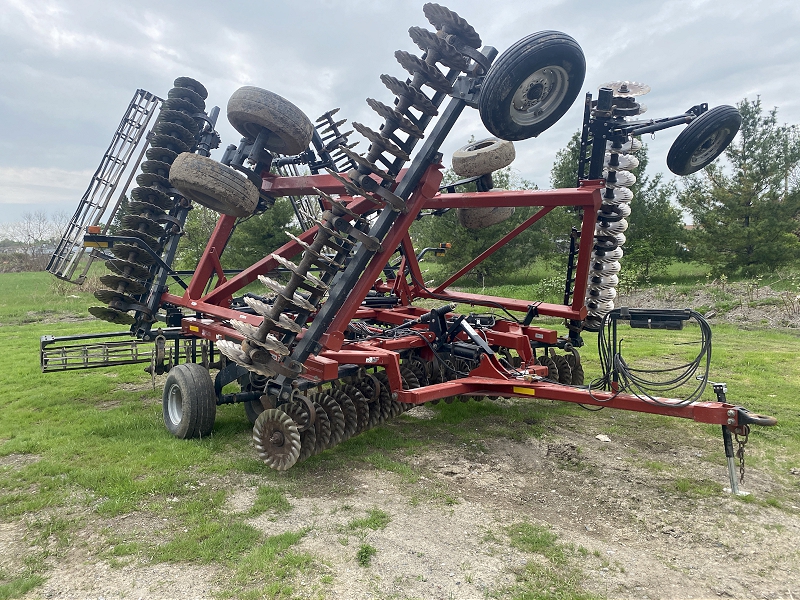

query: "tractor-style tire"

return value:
[163, 362, 217, 439]
[451, 138, 516, 178]
[479, 31, 585, 141]
[169, 152, 259, 217]
[227, 86, 314, 155]
[667, 105, 741, 176]
[457, 189, 516, 230]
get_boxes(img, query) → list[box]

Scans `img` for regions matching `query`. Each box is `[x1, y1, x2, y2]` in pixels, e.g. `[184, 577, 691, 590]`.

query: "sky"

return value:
[1, 0, 799, 226]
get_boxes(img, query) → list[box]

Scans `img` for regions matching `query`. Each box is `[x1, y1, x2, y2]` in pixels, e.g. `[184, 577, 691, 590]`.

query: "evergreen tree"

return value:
[678, 98, 800, 275]
[550, 132, 582, 189]
[176, 198, 297, 271]
[623, 151, 684, 278]
[550, 131, 684, 278]
[410, 165, 576, 283]
[107, 194, 129, 234]
[221, 198, 298, 269]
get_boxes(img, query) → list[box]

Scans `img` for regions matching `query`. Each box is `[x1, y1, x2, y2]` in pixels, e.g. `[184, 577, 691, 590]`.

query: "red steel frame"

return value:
[161, 164, 758, 428]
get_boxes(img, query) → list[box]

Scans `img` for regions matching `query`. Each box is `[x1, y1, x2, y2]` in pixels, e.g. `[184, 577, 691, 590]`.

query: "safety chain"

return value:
[734, 424, 750, 484]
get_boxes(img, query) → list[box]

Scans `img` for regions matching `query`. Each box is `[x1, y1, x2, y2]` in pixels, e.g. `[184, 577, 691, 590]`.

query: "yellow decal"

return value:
[512, 386, 536, 396]
[189, 325, 200, 332]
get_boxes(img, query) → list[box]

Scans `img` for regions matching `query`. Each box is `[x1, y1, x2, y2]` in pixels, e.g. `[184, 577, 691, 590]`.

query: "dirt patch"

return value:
[618, 282, 800, 331]
[0, 453, 41, 469]
[20, 411, 800, 599]
[0, 521, 28, 576]
[30, 551, 221, 600]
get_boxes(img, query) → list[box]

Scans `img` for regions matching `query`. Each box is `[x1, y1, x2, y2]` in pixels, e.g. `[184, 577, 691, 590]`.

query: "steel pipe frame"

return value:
[159, 164, 772, 429]
[164, 174, 604, 322]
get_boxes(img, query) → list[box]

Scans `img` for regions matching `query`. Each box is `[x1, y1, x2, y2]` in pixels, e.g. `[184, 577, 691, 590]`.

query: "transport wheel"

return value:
[253, 409, 301, 471]
[479, 31, 585, 141]
[227, 86, 314, 155]
[667, 105, 741, 175]
[451, 138, 516, 178]
[169, 152, 259, 217]
[162, 362, 217, 439]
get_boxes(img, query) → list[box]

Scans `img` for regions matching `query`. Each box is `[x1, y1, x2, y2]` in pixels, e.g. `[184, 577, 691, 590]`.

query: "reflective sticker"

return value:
[512, 386, 536, 396]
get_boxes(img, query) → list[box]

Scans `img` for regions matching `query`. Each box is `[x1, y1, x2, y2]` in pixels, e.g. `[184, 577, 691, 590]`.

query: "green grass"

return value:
[249, 485, 293, 516]
[343, 508, 391, 533]
[356, 543, 377, 567]
[2, 266, 800, 598]
[0, 575, 46, 600]
[671, 477, 725, 498]
[500, 522, 600, 600]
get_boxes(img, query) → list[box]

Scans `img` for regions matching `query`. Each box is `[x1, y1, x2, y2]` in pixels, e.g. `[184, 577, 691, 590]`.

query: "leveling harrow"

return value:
[45, 4, 775, 491]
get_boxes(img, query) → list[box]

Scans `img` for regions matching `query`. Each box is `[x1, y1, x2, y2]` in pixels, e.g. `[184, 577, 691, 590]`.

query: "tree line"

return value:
[412, 97, 800, 282]
[7, 98, 798, 283]
[0, 211, 68, 273]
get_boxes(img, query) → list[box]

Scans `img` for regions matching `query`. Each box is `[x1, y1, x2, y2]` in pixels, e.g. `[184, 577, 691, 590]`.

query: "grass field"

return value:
[1, 269, 798, 599]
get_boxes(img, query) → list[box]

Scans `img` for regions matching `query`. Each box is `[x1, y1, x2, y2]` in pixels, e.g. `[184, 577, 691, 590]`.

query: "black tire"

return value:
[244, 400, 264, 426]
[227, 86, 314, 155]
[451, 138, 516, 178]
[163, 362, 217, 439]
[667, 105, 741, 176]
[479, 31, 585, 141]
[169, 152, 259, 217]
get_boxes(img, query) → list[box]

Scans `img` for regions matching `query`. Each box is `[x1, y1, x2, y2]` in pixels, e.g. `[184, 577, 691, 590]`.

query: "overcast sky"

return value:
[1, 0, 799, 225]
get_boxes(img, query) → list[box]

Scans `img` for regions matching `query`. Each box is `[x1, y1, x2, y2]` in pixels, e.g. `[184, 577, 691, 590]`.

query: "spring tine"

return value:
[330, 197, 367, 221]
[217, 340, 255, 367]
[325, 168, 374, 201]
[379, 75, 438, 116]
[268, 255, 304, 278]
[259, 274, 316, 312]
[422, 3, 482, 49]
[230, 320, 290, 356]
[315, 108, 339, 123]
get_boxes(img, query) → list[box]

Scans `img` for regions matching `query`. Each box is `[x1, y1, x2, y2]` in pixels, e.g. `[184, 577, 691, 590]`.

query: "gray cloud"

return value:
[1, 0, 798, 223]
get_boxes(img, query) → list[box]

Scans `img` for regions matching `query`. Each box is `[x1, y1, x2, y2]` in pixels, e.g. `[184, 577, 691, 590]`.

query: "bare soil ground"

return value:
[617, 281, 800, 331]
[9, 281, 800, 599]
[12, 399, 800, 600]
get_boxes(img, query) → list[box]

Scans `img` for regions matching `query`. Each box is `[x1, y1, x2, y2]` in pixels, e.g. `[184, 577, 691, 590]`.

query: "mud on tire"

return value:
[451, 138, 516, 178]
[227, 86, 314, 155]
[169, 152, 259, 217]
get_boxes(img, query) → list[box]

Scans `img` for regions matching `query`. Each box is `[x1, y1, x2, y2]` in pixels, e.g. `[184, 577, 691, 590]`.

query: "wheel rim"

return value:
[689, 128, 730, 168]
[509, 66, 569, 126]
[167, 383, 183, 425]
